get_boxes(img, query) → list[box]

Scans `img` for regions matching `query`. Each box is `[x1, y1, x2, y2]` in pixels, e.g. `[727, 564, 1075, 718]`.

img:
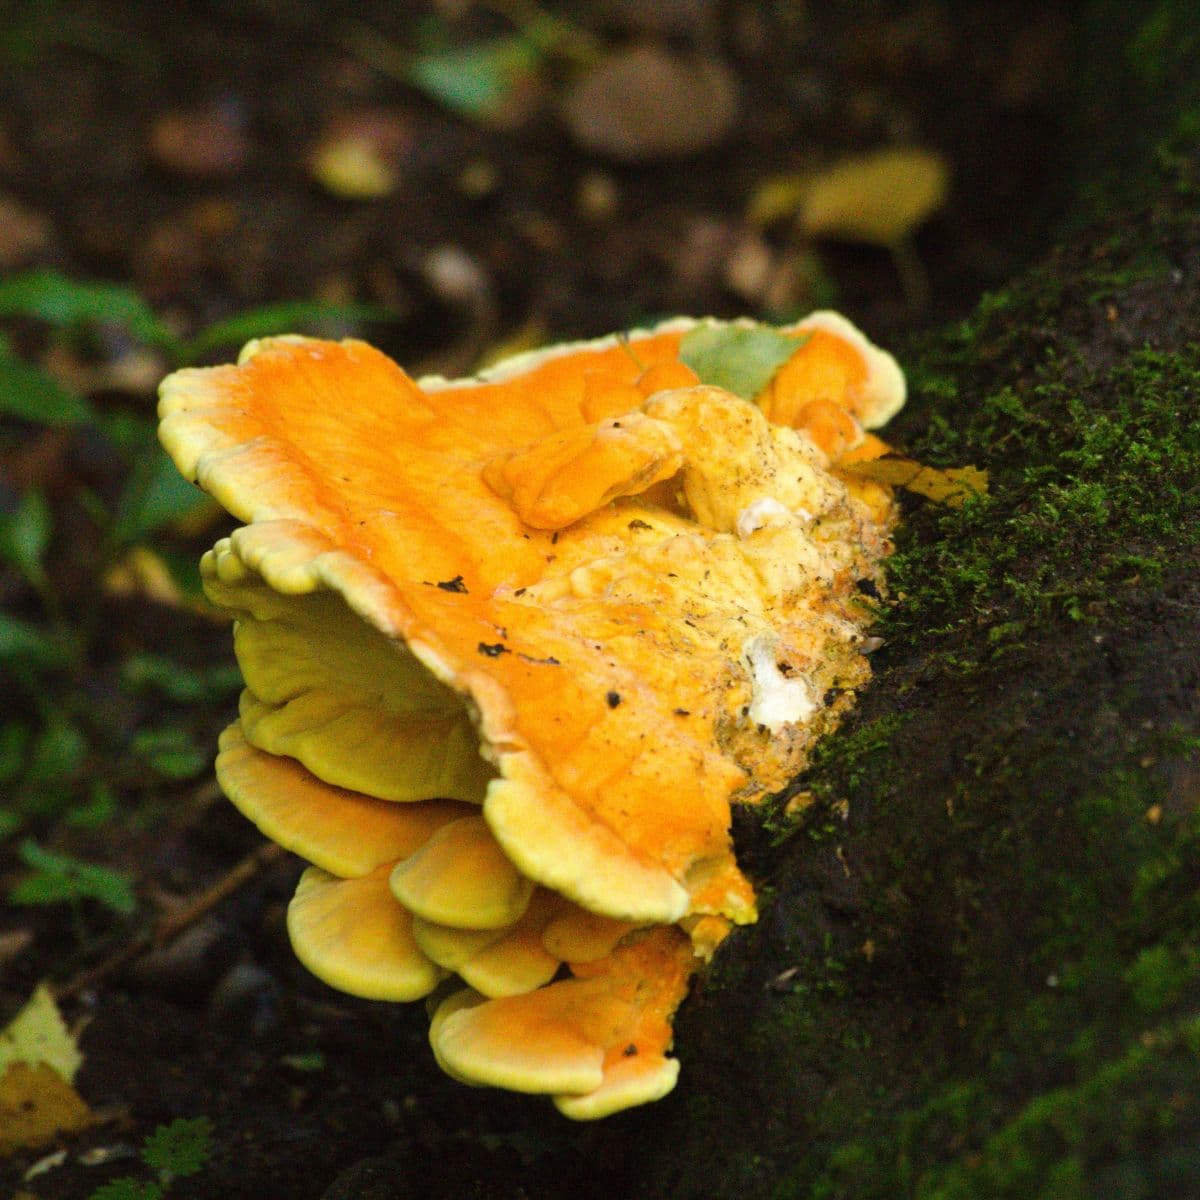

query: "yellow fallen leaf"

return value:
[747, 173, 812, 227]
[842, 457, 988, 507]
[0, 986, 92, 1156]
[800, 147, 949, 246]
[310, 135, 396, 199]
[0, 1063, 93, 1155]
[0, 983, 82, 1082]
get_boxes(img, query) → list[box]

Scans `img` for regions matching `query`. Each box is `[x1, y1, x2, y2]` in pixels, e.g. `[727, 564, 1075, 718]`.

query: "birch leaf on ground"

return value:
[0, 1063, 93, 1155]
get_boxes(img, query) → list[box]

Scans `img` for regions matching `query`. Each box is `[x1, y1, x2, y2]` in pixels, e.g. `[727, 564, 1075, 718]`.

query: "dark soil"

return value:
[4, 2, 1196, 1198]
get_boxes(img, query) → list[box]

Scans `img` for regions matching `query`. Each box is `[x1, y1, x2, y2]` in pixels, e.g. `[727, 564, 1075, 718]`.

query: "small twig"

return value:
[54, 840, 289, 1001]
[155, 840, 288, 945]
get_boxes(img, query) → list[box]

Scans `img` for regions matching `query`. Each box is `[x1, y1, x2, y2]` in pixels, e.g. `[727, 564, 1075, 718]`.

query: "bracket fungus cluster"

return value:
[158, 311, 905, 1118]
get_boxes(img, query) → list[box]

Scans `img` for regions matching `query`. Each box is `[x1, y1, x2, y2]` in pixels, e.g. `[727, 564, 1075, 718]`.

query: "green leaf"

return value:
[678, 324, 806, 401]
[65, 781, 118, 829]
[0, 489, 52, 583]
[408, 33, 540, 121]
[9, 867, 78, 906]
[142, 1116, 214, 1180]
[120, 654, 242, 704]
[179, 300, 391, 363]
[130, 727, 208, 780]
[0, 270, 174, 347]
[88, 1179, 163, 1200]
[0, 353, 95, 425]
[110, 446, 210, 544]
[23, 717, 87, 789]
[11, 840, 137, 915]
[0, 611, 67, 666]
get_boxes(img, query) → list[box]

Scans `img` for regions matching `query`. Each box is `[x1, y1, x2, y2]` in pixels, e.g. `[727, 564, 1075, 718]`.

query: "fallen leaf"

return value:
[149, 104, 250, 179]
[0, 986, 92, 1156]
[800, 147, 950, 246]
[409, 33, 543, 129]
[747, 174, 812, 227]
[311, 137, 394, 198]
[0, 1063, 93, 1155]
[309, 110, 411, 200]
[560, 43, 738, 160]
[842, 456, 988, 506]
[678, 322, 803, 400]
[0, 983, 83, 1082]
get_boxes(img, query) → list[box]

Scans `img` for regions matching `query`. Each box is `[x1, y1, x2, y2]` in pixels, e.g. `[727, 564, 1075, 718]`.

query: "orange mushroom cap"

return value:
[215, 723, 472, 878]
[430, 888, 563, 998]
[428, 926, 694, 1118]
[160, 319, 898, 930]
[287, 863, 444, 1001]
[159, 314, 906, 1118]
[389, 814, 534, 930]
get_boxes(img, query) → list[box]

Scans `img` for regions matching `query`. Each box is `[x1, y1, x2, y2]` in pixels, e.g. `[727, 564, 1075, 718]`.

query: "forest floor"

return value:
[0, 3, 1085, 1197]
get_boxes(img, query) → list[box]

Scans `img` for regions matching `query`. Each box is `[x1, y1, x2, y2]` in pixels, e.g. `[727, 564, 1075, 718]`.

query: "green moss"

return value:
[1125, 944, 1198, 1015]
[813, 713, 909, 795]
[913, 1016, 1200, 1199]
[881, 342, 1200, 664]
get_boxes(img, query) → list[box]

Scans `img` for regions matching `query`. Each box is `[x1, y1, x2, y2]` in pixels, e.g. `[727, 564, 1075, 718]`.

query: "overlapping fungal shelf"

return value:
[157, 313, 905, 1117]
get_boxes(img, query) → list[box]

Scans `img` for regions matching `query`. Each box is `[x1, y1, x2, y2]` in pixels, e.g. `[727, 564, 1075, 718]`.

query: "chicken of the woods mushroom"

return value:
[157, 312, 905, 1118]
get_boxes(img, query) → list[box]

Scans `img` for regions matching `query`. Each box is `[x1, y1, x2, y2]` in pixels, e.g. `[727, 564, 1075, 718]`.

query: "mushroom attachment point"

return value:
[157, 312, 906, 1117]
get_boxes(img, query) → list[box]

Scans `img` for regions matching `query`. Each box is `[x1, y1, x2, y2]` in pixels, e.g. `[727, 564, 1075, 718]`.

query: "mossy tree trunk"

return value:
[648, 202, 1200, 1198]
[324, 6, 1200, 1198]
[628, 6, 1200, 1191]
